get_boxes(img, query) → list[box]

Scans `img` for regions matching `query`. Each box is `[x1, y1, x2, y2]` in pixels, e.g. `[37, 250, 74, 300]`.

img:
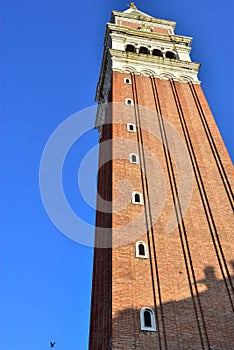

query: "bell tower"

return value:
[89, 4, 234, 349]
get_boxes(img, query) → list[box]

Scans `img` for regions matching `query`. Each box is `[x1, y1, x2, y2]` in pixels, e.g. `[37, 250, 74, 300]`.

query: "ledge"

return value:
[107, 23, 192, 47]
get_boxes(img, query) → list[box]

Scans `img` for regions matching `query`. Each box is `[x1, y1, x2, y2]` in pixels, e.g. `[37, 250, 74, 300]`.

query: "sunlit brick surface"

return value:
[89, 7, 234, 350]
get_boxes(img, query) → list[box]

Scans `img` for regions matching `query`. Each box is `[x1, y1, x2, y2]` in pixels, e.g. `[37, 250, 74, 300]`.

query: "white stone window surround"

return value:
[132, 191, 144, 205]
[140, 307, 157, 331]
[127, 123, 136, 132]
[135, 241, 149, 259]
[125, 98, 134, 106]
[129, 153, 139, 164]
[124, 77, 132, 84]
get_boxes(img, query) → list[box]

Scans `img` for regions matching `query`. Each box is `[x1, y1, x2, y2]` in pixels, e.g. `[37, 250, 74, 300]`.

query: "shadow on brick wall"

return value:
[111, 261, 234, 350]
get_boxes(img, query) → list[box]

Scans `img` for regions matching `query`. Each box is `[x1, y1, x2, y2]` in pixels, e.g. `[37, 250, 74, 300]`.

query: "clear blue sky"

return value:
[1, 1, 233, 349]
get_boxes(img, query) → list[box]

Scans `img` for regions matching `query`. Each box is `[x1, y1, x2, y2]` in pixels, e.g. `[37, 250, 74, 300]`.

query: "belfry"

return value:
[89, 4, 234, 349]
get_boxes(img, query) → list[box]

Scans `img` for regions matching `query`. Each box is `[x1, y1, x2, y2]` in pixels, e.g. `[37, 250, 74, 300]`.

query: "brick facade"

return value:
[89, 5, 234, 350]
[116, 20, 171, 35]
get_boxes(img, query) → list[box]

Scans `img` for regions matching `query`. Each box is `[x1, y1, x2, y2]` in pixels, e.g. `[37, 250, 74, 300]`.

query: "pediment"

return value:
[123, 3, 153, 19]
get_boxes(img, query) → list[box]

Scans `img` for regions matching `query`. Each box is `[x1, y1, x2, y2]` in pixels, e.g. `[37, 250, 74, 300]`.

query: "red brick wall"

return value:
[89, 107, 112, 350]
[89, 71, 234, 349]
[116, 19, 170, 34]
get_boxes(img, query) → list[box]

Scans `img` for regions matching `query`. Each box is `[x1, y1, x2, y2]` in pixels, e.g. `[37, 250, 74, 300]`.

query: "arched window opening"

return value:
[138, 243, 145, 256]
[139, 46, 149, 55]
[127, 123, 136, 132]
[152, 49, 163, 57]
[130, 153, 139, 163]
[135, 241, 148, 258]
[125, 98, 133, 106]
[132, 154, 137, 162]
[144, 310, 152, 328]
[165, 51, 177, 59]
[124, 78, 131, 84]
[140, 307, 156, 331]
[135, 193, 140, 203]
[132, 192, 143, 205]
[126, 44, 135, 53]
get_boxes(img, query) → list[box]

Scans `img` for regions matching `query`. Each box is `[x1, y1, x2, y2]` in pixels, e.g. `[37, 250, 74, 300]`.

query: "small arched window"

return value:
[132, 192, 143, 205]
[139, 243, 145, 256]
[140, 307, 156, 331]
[129, 153, 139, 164]
[165, 51, 177, 59]
[152, 49, 163, 57]
[126, 44, 136, 53]
[127, 123, 136, 132]
[135, 241, 148, 258]
[132, 154, 137, 163]
[139, 46, 149, 55]
[124, 78, 132, 84]
[125, 98, 133, 106]
[144, 310, 152, 327]
[135, 193, 140, 202]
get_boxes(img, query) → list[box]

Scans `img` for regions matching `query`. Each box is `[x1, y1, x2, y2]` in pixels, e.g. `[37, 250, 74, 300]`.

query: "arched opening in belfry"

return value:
[139, 46, 149, 55]
[165, 51, 177, 59]
[126, 44, 136, 53]
[152, 49, 163, 57]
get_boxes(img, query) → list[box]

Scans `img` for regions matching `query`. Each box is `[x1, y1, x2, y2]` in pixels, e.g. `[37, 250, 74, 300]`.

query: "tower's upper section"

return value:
[111, 2, 176, 36]
[96, 3, 200, 105]
[110, 3, 192, 62]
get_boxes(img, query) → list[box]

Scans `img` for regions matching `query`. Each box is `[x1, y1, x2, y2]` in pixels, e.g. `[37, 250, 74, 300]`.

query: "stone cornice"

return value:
[95, 47, 200, 104]
[107, 23, 192, 47]
[111, 10, 176, 29]
[95, 48, 201, 133]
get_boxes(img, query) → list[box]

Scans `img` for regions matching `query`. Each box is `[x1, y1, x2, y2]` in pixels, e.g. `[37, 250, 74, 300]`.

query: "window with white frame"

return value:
[124, 78, 132, 84]
[132, 192, 143, 205]
[127, 123, 136, 132]
[140, 307, 156, 331]
[125, 98, 133, 106]
[129, 153, 139, 164]
[135, 241, 149, 259]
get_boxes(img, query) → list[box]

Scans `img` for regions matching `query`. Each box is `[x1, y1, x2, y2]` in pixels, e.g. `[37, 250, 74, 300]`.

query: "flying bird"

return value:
[50, 342, 56, 348]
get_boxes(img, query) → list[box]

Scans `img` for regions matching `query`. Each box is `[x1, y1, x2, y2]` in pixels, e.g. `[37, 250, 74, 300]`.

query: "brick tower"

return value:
[89, 3, 234, 350]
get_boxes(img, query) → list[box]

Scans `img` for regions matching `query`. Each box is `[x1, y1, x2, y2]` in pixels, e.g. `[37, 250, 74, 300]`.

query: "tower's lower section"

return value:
[89, 70, 234, 350]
